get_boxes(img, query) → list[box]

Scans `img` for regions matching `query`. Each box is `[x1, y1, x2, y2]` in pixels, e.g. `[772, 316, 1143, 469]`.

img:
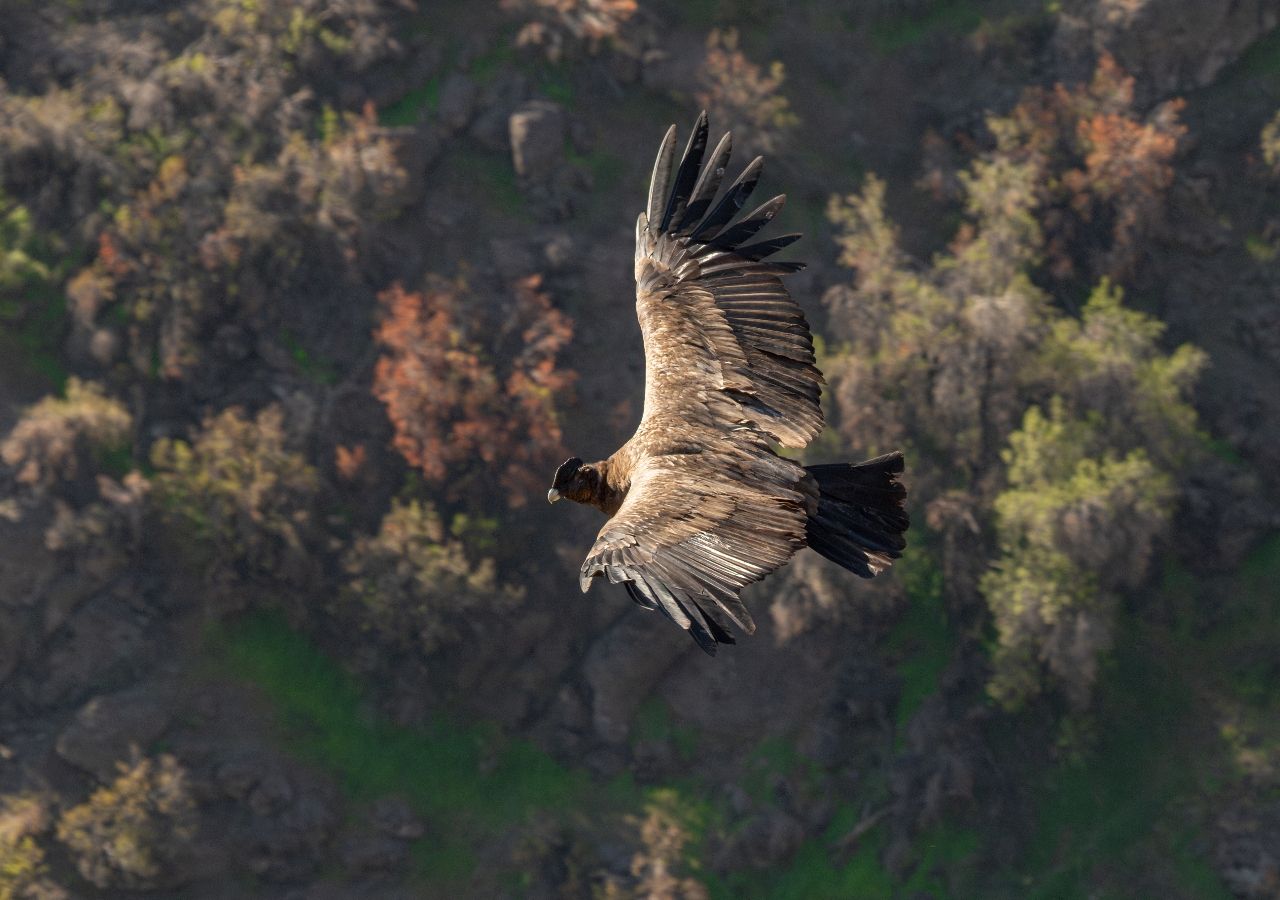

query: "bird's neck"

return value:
[588, 457, 628, 517]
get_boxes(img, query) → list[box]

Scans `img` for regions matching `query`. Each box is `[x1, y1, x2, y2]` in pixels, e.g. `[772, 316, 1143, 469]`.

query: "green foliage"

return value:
[56, 755, 196, 890]
[1261, 109, 1280, 176]
[868, 1, 983, 54]
[984, 400, 1177, 709]
[277, 328, 338, 385]
[825, 166, 1051, 477]
[1237, 26, 1280, 78]
[0, 795, 50, 900]
[339, 497, 523, 656]
[1035, 280, 1206, 468]
[827, 143, 1202, 714]
[150, 405, 318, 582]
[0, 193, 69, 385]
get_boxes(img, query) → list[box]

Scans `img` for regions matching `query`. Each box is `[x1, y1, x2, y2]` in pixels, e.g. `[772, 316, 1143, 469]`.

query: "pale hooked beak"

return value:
[547, 488, 562, 504]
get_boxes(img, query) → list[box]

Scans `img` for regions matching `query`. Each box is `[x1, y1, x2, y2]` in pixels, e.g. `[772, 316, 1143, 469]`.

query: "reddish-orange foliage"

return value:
[999, 53, 1184, 280]
[334, 443, 367, 481]
[372, 274, 575, 506]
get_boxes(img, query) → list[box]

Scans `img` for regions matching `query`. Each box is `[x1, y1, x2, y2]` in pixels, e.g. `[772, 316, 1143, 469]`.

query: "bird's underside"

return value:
[552, 111, 909, 655]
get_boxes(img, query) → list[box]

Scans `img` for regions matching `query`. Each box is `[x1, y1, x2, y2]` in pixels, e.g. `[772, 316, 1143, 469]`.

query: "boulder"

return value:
[509, 100, 566, 185]
[55, 684, 176, 781]
[436, 73, 477, 133]
[581, 612, 690, 744]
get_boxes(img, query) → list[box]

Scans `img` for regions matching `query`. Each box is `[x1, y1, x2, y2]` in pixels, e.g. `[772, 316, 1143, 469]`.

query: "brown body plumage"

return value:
[548, 112, 909, 654]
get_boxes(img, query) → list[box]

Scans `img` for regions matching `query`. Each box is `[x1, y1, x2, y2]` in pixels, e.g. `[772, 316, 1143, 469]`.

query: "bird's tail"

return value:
[804, 451, 909, 577]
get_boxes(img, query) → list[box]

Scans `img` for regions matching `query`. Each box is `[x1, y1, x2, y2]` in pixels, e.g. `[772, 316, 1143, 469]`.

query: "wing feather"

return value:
[580, 457, 808, 654]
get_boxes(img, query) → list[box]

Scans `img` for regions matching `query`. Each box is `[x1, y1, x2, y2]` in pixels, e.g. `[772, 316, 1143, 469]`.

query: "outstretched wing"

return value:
[579, 113, 824, 653]
[579, 447, 812, 654]
[633, 110, 824, 448]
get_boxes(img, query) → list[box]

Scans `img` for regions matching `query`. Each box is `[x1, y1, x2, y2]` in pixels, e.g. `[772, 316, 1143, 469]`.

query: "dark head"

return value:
[547, 456, 595, 506]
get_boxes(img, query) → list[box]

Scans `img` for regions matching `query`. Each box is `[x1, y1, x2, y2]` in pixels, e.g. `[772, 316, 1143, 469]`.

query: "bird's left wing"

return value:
[579, 448, 810, 654]
[633, 111, 824, 449]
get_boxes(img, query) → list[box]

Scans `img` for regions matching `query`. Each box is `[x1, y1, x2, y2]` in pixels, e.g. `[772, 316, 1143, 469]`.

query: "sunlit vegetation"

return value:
[339, 497, 523, 657]
[0, 377, 131, 498]
[150, 405, 319, 584]
[0, 193, 70, 384]
[823, 57, 1204, 711]
[0, 795, 52, 900]
[56, 755, 196, 890]
[1262, 109, 1280, 177]
[502, 0, 639, 62]
[372, 274, 575, 507]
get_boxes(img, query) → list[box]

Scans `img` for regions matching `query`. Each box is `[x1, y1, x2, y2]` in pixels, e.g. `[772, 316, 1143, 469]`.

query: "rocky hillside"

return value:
[1, 1, 1279, 897]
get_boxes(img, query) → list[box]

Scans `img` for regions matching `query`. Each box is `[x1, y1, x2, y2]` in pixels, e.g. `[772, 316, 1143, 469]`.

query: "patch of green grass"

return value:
[869, 1, 983, 54]
[540, 69, 574, 106]
[465, 151, 528, 220]
[707, 809, 894, 900]
[706, 803, 979, 900]
[471, 43, 515, 86]
[633, 697, 700, 761]
[1003, 615, 1229, 899]
[1238, 26, 1280, 78]
[379, 76, 443, 127]
[888, 547, 950, 738]
[210, 611, 596, 883]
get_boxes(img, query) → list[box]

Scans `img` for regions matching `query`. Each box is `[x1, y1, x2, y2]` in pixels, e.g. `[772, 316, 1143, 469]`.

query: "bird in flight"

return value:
[548, 112, 908, 654]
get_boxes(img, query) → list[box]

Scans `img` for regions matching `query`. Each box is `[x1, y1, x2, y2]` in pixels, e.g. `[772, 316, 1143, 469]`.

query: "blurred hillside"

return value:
[1, 0, 1280, 897]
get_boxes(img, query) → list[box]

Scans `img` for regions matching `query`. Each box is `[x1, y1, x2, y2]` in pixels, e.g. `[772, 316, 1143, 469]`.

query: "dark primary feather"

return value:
[674, 132, 732, 235]
[661, 110, 709, 232]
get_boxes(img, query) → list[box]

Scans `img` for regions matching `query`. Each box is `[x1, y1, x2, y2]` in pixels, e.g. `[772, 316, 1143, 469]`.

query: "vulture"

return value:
[547, 112, 908, 654]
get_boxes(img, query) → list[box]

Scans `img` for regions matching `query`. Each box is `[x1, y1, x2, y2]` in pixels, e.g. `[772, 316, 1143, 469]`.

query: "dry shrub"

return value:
[502, 0, 638, 62]
[696, 28, 797, 157]
[372, 273, 574, 507]
[601, 789, 708, 900]
[990, 52, 1184, 280]
[150, 405, 319, 583]
[0, 379, 131, 495]
[340, 498, 523, 657]
[56, 755, 196, 891]
[0, 794, 62, 900]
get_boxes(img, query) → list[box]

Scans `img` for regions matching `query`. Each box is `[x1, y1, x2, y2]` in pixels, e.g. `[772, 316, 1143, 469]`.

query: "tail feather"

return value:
[805, 452, 909, 578]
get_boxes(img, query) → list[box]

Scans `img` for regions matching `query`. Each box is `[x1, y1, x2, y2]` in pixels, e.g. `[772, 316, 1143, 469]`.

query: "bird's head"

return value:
[547, 456, 593, 505]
